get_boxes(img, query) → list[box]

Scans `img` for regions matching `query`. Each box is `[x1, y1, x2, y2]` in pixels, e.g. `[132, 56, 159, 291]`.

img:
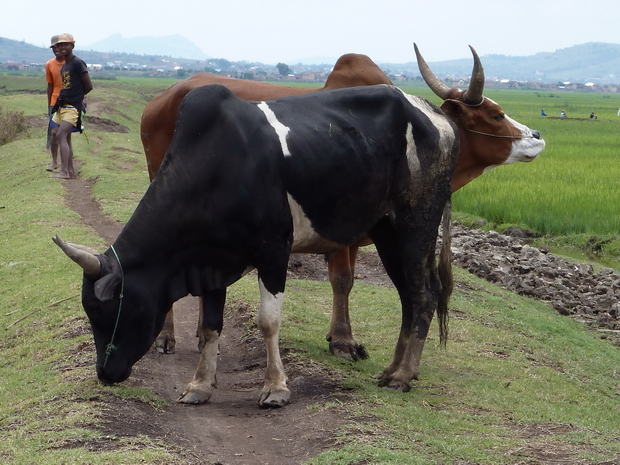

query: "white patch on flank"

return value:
[257, 101, 291, 157]
[405, 122, 420, 175]
[396, 87, 457, 165]
[503, 114, 546, 164]
[287, 194, 343, 254]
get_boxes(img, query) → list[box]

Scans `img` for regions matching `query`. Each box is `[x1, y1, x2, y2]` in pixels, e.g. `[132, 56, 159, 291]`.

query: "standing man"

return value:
[51, 33, 93, 179]
[45, 35, 64, 172]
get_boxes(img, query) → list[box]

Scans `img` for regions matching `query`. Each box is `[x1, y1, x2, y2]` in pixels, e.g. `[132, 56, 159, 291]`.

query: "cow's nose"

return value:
[531, 130, 541, 139]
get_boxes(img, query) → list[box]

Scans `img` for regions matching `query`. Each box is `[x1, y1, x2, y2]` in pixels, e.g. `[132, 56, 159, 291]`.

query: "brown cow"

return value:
[140, 54, 393, 356]
[140, 46, 545, 360]
[328, 45, 546, 359]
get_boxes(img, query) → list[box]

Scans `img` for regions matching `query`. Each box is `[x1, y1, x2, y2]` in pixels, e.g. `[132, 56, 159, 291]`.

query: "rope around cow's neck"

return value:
[103, 245, 125, 368]
[462, 127, 526, 139]
[443, 97, 529, 139]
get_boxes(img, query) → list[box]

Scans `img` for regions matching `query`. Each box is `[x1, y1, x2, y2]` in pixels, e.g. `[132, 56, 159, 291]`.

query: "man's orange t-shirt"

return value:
[45, 58, 64, 107]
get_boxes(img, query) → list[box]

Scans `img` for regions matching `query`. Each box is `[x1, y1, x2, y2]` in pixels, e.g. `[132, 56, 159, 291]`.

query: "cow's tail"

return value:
[437, 200, 453, 347]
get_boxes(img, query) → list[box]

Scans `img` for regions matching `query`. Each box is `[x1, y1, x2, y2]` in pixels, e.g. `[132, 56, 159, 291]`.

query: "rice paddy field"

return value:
[456, 91, 619, 234]
[2, 74, 620, 261]
[400, 84, 620, 264]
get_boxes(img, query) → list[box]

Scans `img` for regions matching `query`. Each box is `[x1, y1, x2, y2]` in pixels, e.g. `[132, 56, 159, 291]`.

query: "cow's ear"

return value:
[94, 273, 122, 302]
[440, 100, 464, 122]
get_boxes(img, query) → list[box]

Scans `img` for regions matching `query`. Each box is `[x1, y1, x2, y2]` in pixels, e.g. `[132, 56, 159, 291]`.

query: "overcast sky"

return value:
[3, 0, 619, 64]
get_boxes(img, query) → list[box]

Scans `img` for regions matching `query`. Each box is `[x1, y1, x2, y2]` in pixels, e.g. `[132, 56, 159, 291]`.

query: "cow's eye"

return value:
[494, 114, 505, 121]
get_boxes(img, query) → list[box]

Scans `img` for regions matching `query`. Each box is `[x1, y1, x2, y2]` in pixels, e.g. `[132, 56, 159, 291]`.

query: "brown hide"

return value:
[139, 54, 393, 358]
[440, 88, 522, 191]
[140, 47, 544, 362]
[140, 54, 392, 181]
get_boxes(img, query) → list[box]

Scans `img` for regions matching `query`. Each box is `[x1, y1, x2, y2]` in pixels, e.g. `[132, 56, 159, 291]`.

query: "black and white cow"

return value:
[54, 83, 458, 407]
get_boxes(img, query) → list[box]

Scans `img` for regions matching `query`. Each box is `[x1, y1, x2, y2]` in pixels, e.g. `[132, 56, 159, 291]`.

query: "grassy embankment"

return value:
[1, 75, 619, 463]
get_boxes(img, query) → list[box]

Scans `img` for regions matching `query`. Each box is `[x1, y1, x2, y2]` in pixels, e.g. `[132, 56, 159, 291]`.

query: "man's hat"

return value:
[50, 33, 75, 47]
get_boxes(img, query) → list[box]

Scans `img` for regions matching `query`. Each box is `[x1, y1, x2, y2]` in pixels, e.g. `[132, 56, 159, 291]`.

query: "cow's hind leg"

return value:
[155, 308, 176, 353]
[326, 246, 368, 361]
[368, 214, 443, 392]
[178, 289, 226, 404]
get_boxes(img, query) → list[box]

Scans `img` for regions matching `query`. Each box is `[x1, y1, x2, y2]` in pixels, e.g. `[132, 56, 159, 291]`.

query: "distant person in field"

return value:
[590, 112, 597, 120]
[560, 110, 567, 119]
[50, 33, 93, 179]
[45, 35, 64, 172]
[540, 109, 547, 116]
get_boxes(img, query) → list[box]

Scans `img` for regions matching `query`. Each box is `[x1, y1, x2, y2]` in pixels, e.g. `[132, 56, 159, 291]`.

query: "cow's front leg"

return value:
[196, 296, 207, 353]
[257, 277, 290, 408]
[178, 328, 220, 403]
[155, 308, 176, 353]
[326, 246, 367, 361]
[178, 289, 226, 404]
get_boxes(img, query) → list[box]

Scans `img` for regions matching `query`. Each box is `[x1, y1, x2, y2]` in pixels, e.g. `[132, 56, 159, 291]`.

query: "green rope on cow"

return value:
[103, 245, 125, 369]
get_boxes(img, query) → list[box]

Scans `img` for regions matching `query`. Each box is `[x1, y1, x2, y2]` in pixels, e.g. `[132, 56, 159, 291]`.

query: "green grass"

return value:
[2, 76, 620, 463]
[0, 142, 180, 464]
[402, 86, 620, 264]
[449, 90, 620, 236]
[223, 271, 620, 464]
[0, 74, 47, 93]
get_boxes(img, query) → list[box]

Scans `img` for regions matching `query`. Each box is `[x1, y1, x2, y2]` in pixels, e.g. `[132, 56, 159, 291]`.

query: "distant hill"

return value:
[386, 43, 620, 84]
[0, 37, 54, 64]
[2, 36, 620, 84]
[0, 36, 209, 70]
[86, 34, 209, 60]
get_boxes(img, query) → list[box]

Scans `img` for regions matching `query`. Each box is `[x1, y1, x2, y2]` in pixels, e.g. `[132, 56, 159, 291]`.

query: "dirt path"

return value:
[61, 174, 372, 464]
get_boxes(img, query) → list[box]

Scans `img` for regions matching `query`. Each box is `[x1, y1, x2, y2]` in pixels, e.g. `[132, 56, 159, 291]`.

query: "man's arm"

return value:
[82, 72, 93, 95]
[46, 83, 53, 109]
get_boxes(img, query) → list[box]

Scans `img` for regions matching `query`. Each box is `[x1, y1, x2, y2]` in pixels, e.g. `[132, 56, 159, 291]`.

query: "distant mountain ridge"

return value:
[2, 36, 620, 84]
[86, 34, 209, 60]
[390, 42, 620, 84]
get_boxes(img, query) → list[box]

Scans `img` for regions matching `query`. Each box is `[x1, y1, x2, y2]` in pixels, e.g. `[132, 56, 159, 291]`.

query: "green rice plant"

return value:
[399, 88, 620, 255]
[453, 115, 620, 236]
[441, 90, 620, 240]
[0, 74, 46, 94]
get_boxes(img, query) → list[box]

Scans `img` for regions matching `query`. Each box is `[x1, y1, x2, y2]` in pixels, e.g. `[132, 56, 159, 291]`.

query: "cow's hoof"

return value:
[377, 375, 413, 392]
[155, 335, 176, 354]
[178, 389, 212, 404]
[329, 340, 368, 361]
[258, 387, 290, 408]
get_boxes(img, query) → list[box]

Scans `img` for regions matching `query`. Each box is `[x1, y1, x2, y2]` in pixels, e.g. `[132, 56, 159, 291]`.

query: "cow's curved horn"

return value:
[462, 45, 485, 105]
[414, 43, 451, 100]
[53, 235, 101, 276]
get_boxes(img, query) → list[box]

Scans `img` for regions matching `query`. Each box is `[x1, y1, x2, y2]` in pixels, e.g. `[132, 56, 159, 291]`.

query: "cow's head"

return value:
[53, 236, 165, 384]
[414, 44, 546, 191]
